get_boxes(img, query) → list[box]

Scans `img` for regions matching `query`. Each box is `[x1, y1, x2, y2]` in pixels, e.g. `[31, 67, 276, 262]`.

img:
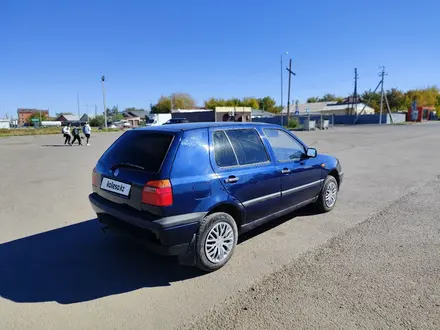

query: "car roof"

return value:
[138, 122, 279, 132]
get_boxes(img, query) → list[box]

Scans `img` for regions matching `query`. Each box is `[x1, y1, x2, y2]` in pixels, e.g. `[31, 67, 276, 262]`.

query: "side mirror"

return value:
[306, 148, 317, 158]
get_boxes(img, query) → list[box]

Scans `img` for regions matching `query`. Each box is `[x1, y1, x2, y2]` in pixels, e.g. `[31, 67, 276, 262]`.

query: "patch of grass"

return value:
[0, 127, 121, 137]
[0, 127, 61, 137]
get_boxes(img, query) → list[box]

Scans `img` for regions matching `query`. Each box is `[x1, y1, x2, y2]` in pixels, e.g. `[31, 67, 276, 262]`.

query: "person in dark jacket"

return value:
[71, 126, 82, 146]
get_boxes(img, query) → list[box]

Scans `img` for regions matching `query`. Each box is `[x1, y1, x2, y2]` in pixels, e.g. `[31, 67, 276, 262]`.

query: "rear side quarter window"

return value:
[213, 128, 269, 167]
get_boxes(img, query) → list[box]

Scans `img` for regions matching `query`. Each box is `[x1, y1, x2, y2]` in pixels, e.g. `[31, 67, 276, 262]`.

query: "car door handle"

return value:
[225, 176, 239, 183]
[281, 168, 291, 174]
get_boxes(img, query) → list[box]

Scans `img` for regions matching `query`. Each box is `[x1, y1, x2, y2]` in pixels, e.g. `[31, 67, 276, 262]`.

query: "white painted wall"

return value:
[0, 120, 10, 129]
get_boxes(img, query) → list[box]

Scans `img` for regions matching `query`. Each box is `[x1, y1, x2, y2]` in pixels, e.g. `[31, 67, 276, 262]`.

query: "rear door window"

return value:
[213, 130, 238, 167]
[99, 131, 174, 172]
[225, 129, 269, 165]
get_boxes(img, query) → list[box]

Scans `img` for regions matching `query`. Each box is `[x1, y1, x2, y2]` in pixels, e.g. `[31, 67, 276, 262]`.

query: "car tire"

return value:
[195, 212, 238, 272]
[314, 175, 338, 213]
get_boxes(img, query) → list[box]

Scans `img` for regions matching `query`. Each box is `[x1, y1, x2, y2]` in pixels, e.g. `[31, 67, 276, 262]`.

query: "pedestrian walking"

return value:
[83, 122, 91, 145]
[62, 124, 72, 145]
[71, 125, 82, 146]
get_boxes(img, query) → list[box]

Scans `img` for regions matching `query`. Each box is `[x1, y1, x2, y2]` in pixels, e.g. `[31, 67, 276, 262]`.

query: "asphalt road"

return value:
[1, 123, 439, 329]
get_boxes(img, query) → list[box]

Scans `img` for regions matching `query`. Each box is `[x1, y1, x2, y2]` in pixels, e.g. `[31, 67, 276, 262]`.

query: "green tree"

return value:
[171, 93, 196, 109]
[114, 113, 124, 120]
[385, 88, 406, 111]
[319, 93, 338, 102]
[89, 115, 105, 127]
[307, 97, 319, 103]
[258, 96, 277, 113]
[151, 96, 172, 113]
[241, 97, 260, 109]
[361, 90, 382, 112]
[27, 112, 48, 125]
[405, 86, 439, 107]
[151, 93, 196, 113]
[204, 98, 226, 109]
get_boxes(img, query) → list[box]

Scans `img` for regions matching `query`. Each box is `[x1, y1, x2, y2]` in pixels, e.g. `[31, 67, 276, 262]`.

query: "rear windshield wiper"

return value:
[111, 162, 146, 171]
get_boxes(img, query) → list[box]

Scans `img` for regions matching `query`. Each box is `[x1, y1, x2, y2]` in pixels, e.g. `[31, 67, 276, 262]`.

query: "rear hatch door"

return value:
[94, 130, 179, 212]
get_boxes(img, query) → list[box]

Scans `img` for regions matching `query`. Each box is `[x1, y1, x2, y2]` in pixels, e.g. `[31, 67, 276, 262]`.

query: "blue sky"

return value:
[1, 0, 439, 117]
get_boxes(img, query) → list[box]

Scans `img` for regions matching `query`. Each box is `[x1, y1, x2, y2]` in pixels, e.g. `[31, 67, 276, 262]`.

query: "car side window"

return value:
[263, 129, 305, 162]
[225, 129, 269, 165]
[213, 130, 238, 167]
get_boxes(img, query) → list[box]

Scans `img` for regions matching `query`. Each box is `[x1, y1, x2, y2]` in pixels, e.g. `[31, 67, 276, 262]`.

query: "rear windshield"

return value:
[99, 131, 174, 173]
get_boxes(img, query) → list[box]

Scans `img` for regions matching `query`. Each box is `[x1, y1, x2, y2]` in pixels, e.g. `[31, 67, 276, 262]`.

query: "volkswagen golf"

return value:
[89, 122, 343, 271]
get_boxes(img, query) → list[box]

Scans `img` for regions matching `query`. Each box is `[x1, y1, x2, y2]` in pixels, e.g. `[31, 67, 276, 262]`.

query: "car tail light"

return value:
[142, 179, 173, 207]
[92, 167, 99, 187]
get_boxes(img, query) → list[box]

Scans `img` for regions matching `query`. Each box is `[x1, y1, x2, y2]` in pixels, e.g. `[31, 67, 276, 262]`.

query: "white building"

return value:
[0, 119, 11, 129]
[282, 101, 375, 115]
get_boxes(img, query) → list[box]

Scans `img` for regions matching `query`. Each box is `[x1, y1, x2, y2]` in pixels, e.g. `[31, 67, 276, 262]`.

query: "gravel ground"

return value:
[183, 179, 440, 330]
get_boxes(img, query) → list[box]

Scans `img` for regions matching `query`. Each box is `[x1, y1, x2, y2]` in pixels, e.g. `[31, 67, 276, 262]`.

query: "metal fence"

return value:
[252, 113, 398, 127]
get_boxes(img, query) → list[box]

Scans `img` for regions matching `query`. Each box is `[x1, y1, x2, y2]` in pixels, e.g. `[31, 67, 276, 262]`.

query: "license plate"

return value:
[101, 178, 131, 197]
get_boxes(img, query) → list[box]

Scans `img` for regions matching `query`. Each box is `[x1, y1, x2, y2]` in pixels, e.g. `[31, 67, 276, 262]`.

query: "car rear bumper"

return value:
[89, 193, 205, 256]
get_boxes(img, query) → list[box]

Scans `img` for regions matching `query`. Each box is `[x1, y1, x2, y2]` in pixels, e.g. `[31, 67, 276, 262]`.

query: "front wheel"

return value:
[195, 212, 238, 272]
[314, 175, 338, 213]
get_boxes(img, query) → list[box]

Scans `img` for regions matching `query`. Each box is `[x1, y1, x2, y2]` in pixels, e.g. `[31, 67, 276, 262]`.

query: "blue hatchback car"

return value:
[89, 122, 343, 271]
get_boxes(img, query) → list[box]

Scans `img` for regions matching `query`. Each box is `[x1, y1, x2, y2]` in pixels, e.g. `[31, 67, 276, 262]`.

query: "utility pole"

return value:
[95, 104, 97, 117]
[101, 75, 108, 129]
[379, 66, 385, 124]
[352, 68, 359, 115]
[77, 93, 81, 123]
[286, 58, 296, 123]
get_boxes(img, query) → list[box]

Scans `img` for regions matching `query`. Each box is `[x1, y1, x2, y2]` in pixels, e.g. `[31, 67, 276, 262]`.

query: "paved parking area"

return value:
[1, 123, 439, 329]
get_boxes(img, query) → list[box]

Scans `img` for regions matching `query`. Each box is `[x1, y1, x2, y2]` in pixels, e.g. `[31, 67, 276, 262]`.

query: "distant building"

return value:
[56, 114, 81, 125]
[121, 111, 143, 127]
[0, 119, 10, 129]
[282, 101, 375, 116]
[17, 108, 49, 126]
[80, 114, 94, 123]
[123, 109, 149, 121]
[215, 107, 252, 122]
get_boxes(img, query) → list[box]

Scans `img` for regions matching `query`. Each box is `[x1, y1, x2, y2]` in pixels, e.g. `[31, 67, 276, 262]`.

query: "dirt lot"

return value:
[1, 123, 439, 329]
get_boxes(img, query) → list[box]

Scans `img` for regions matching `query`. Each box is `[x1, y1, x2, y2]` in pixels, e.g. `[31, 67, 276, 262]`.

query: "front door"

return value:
[263, 128, 322, 210]
[209, 128, 281, 223]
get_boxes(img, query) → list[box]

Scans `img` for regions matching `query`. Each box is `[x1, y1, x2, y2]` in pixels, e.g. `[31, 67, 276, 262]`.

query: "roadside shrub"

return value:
[286, 118, 298, 128]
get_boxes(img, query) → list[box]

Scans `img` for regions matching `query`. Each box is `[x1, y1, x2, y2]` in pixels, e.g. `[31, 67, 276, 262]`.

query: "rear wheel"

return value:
[314, 175, 338, 213]
[195, 212, 238, 272]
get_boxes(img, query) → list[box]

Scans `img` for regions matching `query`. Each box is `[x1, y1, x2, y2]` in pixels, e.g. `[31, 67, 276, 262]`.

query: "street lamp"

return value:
[101, 75, 108, 129]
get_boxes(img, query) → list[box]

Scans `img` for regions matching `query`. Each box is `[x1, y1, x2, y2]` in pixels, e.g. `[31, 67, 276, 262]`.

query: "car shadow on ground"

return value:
[0, 207, 318, 305]
[0, 219, 201, 305]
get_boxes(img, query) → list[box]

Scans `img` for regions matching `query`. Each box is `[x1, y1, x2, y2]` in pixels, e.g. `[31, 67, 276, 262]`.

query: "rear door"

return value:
[263, 128, 322, 210]
[209, 128, 281, 224]
[94, 130, 177, 211]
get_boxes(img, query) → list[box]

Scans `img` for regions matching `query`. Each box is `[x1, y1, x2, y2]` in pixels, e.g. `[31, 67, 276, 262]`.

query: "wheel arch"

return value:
[328, 169, 340, 189]
[206, 202, 245, 230]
